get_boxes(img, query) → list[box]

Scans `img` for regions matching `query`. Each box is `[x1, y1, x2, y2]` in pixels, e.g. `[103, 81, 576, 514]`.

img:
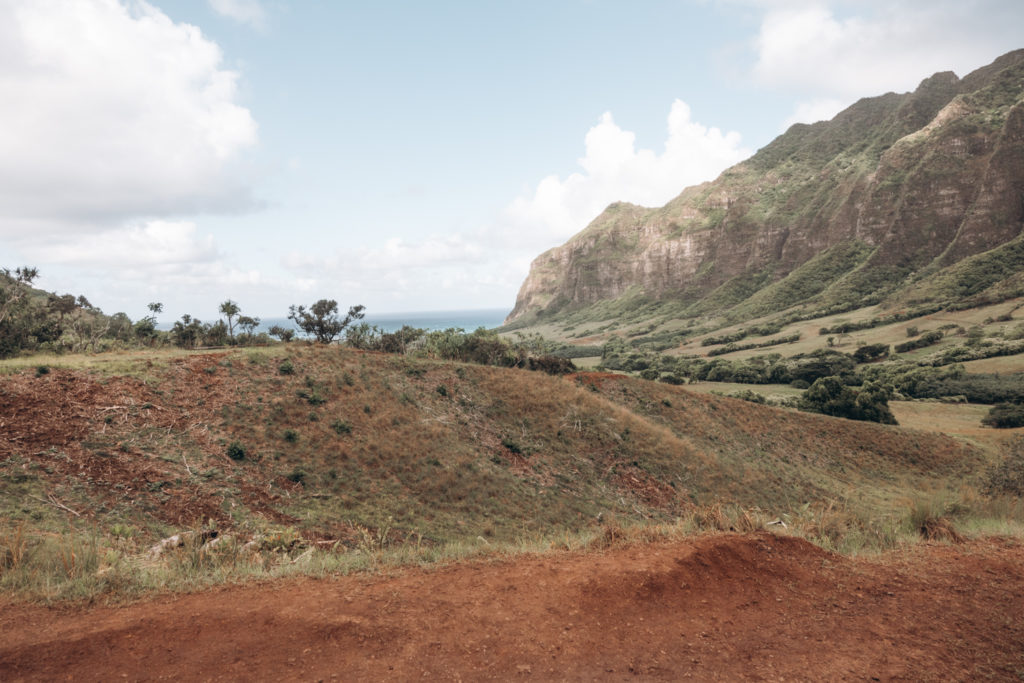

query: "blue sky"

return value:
[2, 0, 1022, 322]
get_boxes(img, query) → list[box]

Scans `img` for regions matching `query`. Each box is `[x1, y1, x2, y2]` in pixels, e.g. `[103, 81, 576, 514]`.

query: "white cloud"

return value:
[283, 234, 493, 296]
[208, 0, 266, 29]
[0, 0, 258, 235]
[747, 0, 1024, 127]
[282, 101, 751, 310]
[29, 221, 219, 267]
[503, 99, 750, 244]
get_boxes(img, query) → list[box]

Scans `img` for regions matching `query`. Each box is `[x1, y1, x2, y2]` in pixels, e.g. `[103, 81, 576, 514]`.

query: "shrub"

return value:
[283, 429, 299, 443]
[905, 372, 1024, 404]
[527, 354, 576, 375]
[226, 441, 246, 461]
[501, 436, 523, 454]
[278, 359, 295, 375]
[983, 438, 1024, 494]
[906, 496, 964, 543]
[268, 325, 295, 342]
[981, 403, 1024, 429]
[727, 389, 767, 404]
[331, 419, 353, 435]
[852, 343, 889, 363]
[787, 349, 856, 384]
[798, 376, 897, 424]
[894, 330, 943, 353]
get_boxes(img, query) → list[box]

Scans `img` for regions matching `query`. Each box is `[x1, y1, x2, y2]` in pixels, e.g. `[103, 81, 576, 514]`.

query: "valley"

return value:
[3, 47, 1024, 681]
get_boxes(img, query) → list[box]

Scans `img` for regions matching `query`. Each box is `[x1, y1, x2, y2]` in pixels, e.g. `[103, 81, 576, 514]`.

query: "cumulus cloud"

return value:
[503, 100, 750, 244]
[208, 0, 266, 29]
[28, 221, 219, 267]
[283, 235, 496, 296]
[0, 0, 258, 235]
[747, 0, 1024, 126]
[283, 101, 751, 309]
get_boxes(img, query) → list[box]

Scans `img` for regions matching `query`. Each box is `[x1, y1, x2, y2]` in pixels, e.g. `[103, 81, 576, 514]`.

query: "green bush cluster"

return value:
[817, 305, 944, 336]
[893, 330, 943, 353]
[346, 325, 577, 375]
[798, 377, 897, 424]
[917, 338, 1024, 366]
[700, 322, 785, 347]
[706, 333, 801, 357]
[852, 343, 890, 363]
[601, 341, 857, 387]
[981, 403, 1024, 429]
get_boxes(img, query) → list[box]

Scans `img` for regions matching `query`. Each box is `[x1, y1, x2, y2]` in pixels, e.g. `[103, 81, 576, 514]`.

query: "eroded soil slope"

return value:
[2, 532, 1022, 681]
[1, 350, 986, 547]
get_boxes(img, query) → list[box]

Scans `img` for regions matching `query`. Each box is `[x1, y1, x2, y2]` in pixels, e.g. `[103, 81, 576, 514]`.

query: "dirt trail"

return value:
[2, 532, 1023, 681]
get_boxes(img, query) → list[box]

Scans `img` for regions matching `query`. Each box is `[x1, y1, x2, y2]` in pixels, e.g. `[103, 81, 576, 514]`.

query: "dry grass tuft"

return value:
[918, 517, 965, 543]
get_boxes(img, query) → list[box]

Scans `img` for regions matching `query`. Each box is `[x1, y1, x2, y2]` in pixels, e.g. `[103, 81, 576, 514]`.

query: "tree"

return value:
[0, 267, 44, 358]
[203, 320, 230, 347]
[982, 403, 1024, 429]
[0, 266, 39, 326]
[288, 300, 365, 343]
[853, 343, 890, 363]
[219, 300, 241, 341]
[171, 314, 204, 348]
[134, 302, 164, 344]
[237, 315, 260, 340]
[798, 376, 897, 424]
[47, 293, 78, 323]
[68, 308, 110, 353]
[268, 325, 295, 343]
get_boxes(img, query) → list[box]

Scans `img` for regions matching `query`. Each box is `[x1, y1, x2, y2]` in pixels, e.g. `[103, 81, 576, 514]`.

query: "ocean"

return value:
[160, 308, 511, 335]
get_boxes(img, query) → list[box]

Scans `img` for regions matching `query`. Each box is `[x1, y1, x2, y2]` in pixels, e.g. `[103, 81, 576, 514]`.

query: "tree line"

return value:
[0, 268, 573, 375]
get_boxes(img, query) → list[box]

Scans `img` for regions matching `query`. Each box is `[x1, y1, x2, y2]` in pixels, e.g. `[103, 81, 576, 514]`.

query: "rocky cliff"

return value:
[508, 50, 1024, 324]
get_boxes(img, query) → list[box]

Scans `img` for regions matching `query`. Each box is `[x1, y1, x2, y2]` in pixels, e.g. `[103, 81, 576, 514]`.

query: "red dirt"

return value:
[0, 361, 297, 528]
[3, 532, 1023, 681]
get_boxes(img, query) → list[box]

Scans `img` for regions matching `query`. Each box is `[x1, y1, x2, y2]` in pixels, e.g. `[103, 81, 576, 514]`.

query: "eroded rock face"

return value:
[508, 50, 1024, 323]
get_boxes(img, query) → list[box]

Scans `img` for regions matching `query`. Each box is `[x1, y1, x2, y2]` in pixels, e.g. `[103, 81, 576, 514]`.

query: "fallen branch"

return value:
[29, 493, 82, 517]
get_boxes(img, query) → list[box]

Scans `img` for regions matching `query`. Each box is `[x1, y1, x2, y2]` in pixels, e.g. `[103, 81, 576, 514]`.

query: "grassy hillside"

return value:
[3, 345, 1020, 601]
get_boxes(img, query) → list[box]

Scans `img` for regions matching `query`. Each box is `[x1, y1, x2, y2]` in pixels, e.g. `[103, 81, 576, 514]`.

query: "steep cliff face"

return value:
[508, 50, 1024, 324]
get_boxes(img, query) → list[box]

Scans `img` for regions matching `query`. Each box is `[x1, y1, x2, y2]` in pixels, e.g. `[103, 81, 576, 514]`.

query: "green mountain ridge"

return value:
[507, 50, 1024, 330]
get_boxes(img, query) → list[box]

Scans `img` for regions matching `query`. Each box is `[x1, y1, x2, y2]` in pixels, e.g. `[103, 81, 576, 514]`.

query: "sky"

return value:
[1, 0, 1022, 322]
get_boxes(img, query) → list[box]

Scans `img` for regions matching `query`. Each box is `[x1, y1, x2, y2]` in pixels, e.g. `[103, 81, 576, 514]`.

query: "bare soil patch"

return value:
[2, 532, 1022, 681]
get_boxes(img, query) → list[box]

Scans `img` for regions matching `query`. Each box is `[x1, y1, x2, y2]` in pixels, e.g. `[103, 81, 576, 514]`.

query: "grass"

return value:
[2, 344, 1022, 603]
[681, 381, 804, 402]
[4, 490, 1020, 604]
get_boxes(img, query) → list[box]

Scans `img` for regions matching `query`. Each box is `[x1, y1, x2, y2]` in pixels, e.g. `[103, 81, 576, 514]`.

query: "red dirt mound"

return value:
[2, 532, 1023, 681]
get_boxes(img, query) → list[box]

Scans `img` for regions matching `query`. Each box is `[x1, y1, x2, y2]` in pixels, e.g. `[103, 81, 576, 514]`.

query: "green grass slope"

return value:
[1, 346, 989, 545]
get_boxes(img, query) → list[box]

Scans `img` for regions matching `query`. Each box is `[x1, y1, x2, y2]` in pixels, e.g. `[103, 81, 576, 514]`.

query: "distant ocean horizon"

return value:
[158, 308, 511, 335]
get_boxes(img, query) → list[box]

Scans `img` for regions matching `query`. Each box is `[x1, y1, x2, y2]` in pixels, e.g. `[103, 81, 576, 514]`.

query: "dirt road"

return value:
[2, 532, 1023, 681]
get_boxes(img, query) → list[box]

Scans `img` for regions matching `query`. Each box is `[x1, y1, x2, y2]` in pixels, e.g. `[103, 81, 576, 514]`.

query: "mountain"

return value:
[507, 50, 1024, 329]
